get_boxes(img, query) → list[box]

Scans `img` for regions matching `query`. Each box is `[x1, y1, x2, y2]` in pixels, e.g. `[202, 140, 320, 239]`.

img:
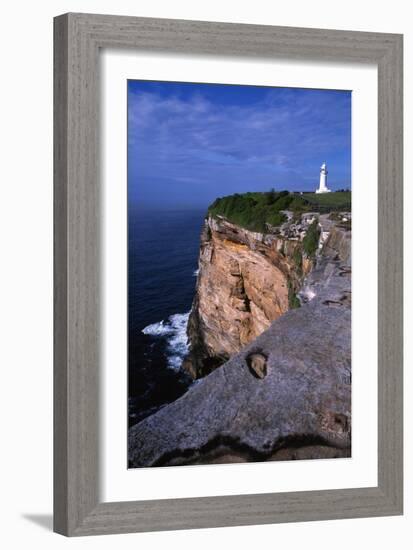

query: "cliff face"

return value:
[128, 220, 352, 467]
[184, 214, 315, 378]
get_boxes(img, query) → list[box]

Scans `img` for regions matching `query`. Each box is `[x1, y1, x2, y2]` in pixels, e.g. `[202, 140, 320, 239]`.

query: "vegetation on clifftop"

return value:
[303, 191, 351, 210]
[207, 190, 289, 233]
[302, 219, 321, 257]
[208, 190, 351, 233]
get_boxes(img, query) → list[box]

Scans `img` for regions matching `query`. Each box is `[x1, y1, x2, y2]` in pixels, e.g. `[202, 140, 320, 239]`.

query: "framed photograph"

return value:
[54, 13, 403, 536]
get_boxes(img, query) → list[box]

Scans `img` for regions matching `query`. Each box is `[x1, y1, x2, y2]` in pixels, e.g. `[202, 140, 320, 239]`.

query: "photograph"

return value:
[127, 80, 352, 468]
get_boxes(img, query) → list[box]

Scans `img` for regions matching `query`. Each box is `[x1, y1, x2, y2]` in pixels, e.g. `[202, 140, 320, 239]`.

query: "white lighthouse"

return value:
[315, 162, 331, 194]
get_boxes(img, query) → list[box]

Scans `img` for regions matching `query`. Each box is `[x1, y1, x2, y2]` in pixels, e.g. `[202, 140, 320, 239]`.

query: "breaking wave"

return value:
[142, 312, 190, 371]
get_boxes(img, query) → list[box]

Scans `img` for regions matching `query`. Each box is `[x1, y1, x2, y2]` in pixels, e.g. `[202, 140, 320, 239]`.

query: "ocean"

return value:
[128, 207, 205, 427]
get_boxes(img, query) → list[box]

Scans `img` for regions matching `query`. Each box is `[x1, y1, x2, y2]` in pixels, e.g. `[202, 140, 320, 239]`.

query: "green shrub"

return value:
[266, 211, 287, 228]
[293, 247, 302, 271]
[288, 280, 301, 309]
[302, 219, 320, 257]
[289, 293, 301, 309]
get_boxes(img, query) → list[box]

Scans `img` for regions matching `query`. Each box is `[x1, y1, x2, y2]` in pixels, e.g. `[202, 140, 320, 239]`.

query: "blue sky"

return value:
[128, 80, 351, 209]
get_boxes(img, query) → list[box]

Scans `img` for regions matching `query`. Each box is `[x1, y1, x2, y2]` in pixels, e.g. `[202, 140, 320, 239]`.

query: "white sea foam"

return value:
[193, 268, 199, 277]
[142, 311, 190, 371]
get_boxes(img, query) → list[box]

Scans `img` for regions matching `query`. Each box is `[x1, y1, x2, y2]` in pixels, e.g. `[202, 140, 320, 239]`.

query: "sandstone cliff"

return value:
[128, 215, 352, 467]
[184, 214, 318, 378]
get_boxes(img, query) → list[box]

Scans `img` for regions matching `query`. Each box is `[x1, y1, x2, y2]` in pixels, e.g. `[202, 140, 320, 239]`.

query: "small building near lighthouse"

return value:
[315, 162, 331, 194]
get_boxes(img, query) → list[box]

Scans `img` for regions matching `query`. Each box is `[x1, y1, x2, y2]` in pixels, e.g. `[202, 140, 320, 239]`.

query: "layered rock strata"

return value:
[183, 215, 316, 378]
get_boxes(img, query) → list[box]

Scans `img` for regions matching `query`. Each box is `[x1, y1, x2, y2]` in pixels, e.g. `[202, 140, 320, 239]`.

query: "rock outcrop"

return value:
[128, 218, 351, 467]
[183, 215, 317, 378]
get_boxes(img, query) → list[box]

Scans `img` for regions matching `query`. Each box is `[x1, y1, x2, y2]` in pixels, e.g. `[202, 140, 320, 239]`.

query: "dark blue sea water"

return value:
[128, 207, 205, 427]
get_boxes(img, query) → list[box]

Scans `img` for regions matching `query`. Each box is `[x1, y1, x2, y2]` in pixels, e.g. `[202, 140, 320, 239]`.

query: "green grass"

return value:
[303, 191, 351, 210]
[207, 190, 351, 233]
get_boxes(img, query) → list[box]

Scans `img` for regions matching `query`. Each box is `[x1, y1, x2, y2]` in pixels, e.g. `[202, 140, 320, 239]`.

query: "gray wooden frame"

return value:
[54, 13, 403, 536]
